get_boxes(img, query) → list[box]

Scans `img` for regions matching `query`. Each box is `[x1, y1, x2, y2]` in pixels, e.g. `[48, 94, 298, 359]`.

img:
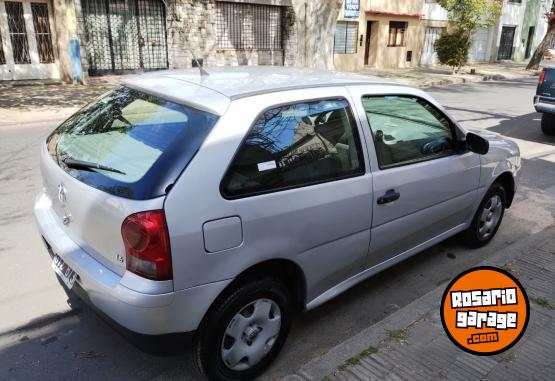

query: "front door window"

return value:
[362, 95, 455, 169]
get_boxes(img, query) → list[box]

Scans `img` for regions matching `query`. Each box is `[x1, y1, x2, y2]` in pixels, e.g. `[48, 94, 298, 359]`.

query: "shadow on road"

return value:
[489, 112, 555, 146]
[0, 83, 115, 110]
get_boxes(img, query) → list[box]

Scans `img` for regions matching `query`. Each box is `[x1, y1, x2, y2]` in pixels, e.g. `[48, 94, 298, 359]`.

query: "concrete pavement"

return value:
[1, 77, 554, 381]
[283, 226, 555, 381]
[359, 62, 543, 89]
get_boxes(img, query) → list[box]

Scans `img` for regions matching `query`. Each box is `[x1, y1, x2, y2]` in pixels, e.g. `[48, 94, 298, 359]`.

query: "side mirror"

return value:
[466, 132, 489, 155]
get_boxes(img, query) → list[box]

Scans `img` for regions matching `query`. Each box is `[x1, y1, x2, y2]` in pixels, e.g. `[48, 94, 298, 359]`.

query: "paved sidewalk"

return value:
[0, 76, 122, 128]
[360, 62, 543, 88]
[282, 227, 555, 381]
[0, 62, 544, 128]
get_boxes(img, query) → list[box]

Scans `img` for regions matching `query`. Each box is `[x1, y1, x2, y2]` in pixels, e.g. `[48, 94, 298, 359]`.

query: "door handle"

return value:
[377, 189, 400, 205]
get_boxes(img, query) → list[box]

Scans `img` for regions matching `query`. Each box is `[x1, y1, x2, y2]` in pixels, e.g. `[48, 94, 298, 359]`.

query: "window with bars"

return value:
[31, 3, 55, 63]
[215, 2, 283, 50]
[0, 29, 6, 64]
[5, 1, 31, 64]
[334, 21, 358, 54]
[388, 21, 407, 47]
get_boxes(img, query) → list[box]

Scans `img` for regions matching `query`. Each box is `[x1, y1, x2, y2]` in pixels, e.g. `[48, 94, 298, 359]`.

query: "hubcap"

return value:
[221, 298, 282, 371]
[478, 195, 503, 240]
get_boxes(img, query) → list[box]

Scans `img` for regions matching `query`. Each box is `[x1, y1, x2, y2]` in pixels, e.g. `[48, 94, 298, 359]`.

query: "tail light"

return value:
[539, 70, 546, 85]
[122, 210, 172, 281]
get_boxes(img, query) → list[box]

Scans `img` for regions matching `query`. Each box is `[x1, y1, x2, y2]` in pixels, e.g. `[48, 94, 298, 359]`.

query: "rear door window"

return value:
[221, 98, 365, 198]
[47, 87, 218, 199]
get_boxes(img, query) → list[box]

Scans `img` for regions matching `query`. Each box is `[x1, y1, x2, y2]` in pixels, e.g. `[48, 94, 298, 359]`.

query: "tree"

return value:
[435, 31, 473, 73]
[435, 0, 502, 70]
[527, 1, 555, 70]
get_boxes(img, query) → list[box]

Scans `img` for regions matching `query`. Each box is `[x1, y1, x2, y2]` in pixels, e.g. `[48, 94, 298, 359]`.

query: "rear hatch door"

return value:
[43, 87, 219, 274]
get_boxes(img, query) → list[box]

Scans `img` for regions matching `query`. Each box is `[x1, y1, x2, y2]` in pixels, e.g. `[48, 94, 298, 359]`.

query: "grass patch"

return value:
[337, 345, 379, 371]
[502, 352, 516, 363]
[529, 294, 553, 309]
[501, 262, 518, 277]
[387, 329, 409, 342]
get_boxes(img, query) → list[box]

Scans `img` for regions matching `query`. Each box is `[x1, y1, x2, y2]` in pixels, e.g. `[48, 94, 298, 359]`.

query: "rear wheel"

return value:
[193, 278, 291, 381]
[464, 183, 506, 248]
[541, 113, 555, 135]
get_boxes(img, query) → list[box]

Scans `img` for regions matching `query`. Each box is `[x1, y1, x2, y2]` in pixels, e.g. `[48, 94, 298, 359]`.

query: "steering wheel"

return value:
[314, 111, 329, 126]
[421, 137, 450, 155]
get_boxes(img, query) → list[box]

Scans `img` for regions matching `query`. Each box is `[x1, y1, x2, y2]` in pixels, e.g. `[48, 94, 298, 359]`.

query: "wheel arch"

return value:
[198, 259, 307, 331]
[495, 172, 515, 208]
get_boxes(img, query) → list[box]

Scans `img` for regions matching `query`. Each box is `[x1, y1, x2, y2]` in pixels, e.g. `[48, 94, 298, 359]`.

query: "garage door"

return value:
[421, 27, 444, 66]
[81, 0, 168, 76]
[469, 29, 489, 63]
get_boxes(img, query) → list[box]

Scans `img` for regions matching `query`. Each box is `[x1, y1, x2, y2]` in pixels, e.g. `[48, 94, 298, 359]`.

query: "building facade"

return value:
[493, 0, 550, 62]
[1, 0, 551, 83]
[0, 0, 61, 80]
[0, 0, 304, 82]
[333, 0, 425, 71]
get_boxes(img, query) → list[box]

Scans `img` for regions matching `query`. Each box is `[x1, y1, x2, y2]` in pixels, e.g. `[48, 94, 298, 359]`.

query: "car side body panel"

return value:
[164, 87, 374, 303]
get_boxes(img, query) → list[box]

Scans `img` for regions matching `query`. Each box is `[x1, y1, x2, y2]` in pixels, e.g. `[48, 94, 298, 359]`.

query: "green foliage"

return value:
[438, 0, 502, 36]
[434, 31, 472, 72]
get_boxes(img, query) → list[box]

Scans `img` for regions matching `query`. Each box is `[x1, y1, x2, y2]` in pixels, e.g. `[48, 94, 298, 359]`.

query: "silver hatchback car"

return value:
[35, 67, 520, 380]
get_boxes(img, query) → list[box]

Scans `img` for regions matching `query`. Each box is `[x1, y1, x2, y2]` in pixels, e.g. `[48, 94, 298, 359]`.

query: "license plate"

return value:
[52, 255, 77, 289]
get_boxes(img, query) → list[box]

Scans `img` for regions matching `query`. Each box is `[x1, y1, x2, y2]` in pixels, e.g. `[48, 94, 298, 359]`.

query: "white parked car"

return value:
[35, 67, 520, 380]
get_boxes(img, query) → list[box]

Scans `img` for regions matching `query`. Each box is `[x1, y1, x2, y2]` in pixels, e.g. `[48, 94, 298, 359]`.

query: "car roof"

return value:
[123, 66, 400, 115]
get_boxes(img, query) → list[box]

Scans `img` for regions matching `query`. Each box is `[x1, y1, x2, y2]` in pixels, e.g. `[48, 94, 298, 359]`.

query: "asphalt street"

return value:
[1, 78, 554, 380]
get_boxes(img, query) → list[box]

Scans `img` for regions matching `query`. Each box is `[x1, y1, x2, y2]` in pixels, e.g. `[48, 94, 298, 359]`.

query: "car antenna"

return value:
[189, 48, 209, 77]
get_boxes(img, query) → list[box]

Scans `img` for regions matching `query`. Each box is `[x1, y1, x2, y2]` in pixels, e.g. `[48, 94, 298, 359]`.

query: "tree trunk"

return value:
[527, 27, 555, 70]
[527, 1, 555, 70]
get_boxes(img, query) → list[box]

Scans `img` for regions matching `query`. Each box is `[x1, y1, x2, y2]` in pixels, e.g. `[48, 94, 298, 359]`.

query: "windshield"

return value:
[47, 87, 218, 199]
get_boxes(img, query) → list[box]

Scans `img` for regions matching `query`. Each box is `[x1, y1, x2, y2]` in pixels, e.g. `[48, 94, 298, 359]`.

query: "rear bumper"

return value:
[34, 191, 232, 335]
[534, 95, 555, 114]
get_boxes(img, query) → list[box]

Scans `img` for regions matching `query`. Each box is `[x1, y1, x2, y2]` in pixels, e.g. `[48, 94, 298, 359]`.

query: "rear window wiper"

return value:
[63, 157, 127, 175]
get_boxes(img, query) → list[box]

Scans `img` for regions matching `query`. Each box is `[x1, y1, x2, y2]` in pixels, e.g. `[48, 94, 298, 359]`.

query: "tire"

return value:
[193, 277, 292, 381]
[463, 183, 506, 248]
[541, 113, 555, 135]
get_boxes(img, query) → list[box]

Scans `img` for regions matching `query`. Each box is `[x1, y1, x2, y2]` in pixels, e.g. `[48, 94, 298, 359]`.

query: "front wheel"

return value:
[541, 113, 555, 135]
[193, 278, 291, 381]
[464, 183, 506, 248]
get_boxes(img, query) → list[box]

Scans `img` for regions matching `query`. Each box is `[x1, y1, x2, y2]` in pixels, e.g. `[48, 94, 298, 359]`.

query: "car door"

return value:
[349, 86, 481, 269]
[166, 87, 374, 300]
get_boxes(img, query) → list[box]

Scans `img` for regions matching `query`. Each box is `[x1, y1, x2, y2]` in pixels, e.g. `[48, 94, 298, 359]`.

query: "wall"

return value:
[166, 0, 297, 69]
[333, 0, 425, 71]
[333, 1, 365, 72]
[292, 0, 344, 69]
[422, 0, 448, 23]
[371, 15, 424, 69]
[494, 0, 527, 60]
[366, 0, 422, 15]
[512, 0, 542, 60]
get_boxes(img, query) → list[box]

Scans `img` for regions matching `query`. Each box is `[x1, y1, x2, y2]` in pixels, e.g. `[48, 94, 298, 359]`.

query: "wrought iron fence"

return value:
[5, 1, 31, 64]
[81, 0, 168, 74]
[31, 3, 55, 63]
[215, 1, 283, 50]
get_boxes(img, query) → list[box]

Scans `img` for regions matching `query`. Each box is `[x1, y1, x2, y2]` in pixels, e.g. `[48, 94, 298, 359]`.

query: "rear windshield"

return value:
[47, 87, 218, 199]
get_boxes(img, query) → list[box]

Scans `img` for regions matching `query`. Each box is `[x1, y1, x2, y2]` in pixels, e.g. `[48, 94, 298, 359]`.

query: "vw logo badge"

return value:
[57, 183, 67, 204]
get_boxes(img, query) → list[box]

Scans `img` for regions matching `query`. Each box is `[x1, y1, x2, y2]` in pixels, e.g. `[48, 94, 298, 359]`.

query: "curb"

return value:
[282, 226, 555, 381]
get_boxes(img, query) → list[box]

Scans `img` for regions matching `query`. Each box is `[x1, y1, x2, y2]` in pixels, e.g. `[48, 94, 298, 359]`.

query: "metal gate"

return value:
[497, 26, 515, 61]
[469, 29, 489, 63]
[420, 27, 444, 66]
[81, 0, 168, 76]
